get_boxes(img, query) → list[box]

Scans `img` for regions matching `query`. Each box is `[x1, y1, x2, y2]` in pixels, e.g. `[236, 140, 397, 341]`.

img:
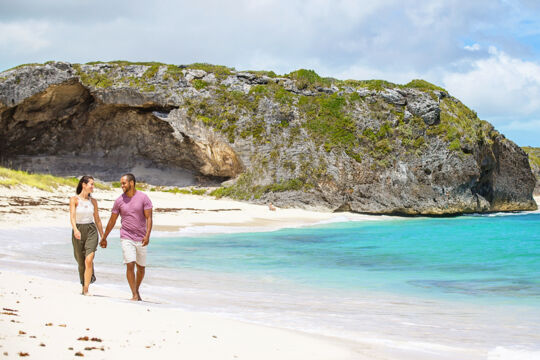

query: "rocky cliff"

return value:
[523, 147, 540, 195]
[0, 61, 536, 214]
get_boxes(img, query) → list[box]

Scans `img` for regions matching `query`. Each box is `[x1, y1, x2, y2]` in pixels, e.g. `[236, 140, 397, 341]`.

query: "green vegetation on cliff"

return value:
[0, 167, 109, 191]
[211, 175, 307, 200]
[404, 79, 447, 92]
[524, 147, 540, 168]
[523, 147, 540, 184]
[73, 64, 113, 88]
[287, 69, 333, 89]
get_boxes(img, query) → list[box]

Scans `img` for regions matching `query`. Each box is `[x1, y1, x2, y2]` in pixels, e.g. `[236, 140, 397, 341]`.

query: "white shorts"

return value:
[121, 238, 147, 267]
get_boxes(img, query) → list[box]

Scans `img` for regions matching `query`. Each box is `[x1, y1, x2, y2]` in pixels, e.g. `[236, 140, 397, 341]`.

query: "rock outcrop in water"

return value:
[0, 61, 537, 214]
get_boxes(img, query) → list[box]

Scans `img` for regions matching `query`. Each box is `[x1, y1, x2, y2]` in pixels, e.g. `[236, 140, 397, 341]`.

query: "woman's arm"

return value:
[92, 198, 104, 238]
[69, 196, 81, 240]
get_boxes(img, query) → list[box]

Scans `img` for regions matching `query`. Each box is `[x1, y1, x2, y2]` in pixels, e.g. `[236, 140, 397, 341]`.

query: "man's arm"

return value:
[100, 212, 119, 248]
[142, 209, 152, 247]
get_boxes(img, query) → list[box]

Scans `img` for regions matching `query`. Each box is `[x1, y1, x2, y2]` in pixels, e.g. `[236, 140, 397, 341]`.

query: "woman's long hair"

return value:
[76, 175, 94, 195]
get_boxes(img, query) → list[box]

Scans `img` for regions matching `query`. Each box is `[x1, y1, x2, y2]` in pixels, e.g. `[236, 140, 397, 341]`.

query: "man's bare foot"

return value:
[136, 291, 142, 301]
[129, 295, 141, 301]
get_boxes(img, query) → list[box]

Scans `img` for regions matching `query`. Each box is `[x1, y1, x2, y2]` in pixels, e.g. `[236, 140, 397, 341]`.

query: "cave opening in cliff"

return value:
[0, 81, 230, 186]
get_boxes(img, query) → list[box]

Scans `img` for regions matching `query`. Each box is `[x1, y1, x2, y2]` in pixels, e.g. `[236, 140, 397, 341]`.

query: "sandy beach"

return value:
[0, 185, 375, 359]
[0, 185, 374, 231]
[1, 184, 539, 360]
[0, 270, 363, 360]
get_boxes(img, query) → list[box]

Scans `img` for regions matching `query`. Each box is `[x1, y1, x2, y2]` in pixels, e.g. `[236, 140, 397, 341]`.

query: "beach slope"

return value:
[1, 270, 359, 360]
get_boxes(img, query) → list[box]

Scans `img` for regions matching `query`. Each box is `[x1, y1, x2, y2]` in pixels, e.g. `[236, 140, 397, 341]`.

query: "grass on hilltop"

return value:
[0, 167, 110, 192]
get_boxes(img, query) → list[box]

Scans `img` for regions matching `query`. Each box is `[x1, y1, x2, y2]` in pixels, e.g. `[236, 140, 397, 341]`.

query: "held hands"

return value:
[100, 237, 107, 248]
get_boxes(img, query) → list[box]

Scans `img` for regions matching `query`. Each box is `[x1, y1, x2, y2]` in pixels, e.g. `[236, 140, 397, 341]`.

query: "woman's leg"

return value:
[83, 251, 95, 295]
[72, 231, 85, 289]
[82, 223, 98, 294]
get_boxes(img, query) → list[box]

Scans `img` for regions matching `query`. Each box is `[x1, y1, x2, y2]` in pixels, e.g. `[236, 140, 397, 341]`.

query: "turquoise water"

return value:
[2, 213, 539, 358]
[149, 213, 540, 305]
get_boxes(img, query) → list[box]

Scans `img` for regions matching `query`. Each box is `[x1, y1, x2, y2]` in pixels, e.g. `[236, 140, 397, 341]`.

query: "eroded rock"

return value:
[0, 62, 536, 213]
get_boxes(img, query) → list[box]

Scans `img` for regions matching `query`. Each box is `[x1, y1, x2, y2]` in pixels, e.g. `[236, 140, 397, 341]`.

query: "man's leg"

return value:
[134, 241, 147, 301]
[135, 264, 145, 301]
[126, 262, 138, 300]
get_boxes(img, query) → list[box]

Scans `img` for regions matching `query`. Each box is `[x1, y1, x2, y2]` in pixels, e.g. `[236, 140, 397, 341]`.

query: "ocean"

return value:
[1, 213, 539, 359]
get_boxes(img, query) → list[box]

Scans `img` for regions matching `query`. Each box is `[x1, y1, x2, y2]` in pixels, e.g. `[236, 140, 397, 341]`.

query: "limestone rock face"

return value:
[523, 147, 540, 195]
[0, 61, 536, 213]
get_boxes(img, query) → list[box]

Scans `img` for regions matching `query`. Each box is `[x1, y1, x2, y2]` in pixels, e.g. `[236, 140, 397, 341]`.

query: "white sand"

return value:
[0, 270, 362, 360]
[0, 185, 377, 231]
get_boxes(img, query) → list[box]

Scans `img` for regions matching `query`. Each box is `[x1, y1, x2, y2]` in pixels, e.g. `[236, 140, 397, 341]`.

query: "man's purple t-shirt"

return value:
[112, 191, 153, 242]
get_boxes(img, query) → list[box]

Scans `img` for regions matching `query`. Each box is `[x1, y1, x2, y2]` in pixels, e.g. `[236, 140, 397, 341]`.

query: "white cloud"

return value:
[0, 20, 51, 52]
[440, 47, 540, 145]
[464, 43, 481, 51]
[442, 47, 540, 119]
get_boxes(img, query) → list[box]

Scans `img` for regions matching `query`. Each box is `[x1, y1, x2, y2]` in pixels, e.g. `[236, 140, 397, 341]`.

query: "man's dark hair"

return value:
[122, 173, 136, 186]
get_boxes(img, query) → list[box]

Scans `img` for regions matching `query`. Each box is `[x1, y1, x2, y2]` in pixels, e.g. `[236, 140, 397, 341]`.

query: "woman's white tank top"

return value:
[76, 196, 94, 224]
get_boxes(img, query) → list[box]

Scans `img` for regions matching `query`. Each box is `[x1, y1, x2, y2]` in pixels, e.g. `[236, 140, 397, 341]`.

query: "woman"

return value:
[69, 175, 104, 295]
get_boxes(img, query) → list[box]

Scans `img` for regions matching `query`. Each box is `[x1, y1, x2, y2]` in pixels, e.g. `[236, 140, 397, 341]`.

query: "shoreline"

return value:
[2, 185, 537, 232]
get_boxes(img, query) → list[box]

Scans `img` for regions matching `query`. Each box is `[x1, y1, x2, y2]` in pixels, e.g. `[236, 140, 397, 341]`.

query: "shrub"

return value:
[287, 69, 332, 89]
[356, 80, 397, 91]
[187, 63, 235, 76]
[449, 139, 461, 152]
[74, 65, 113, 88]
[192, 79, 208, 90]
[403, 79, 446, 92]
[164, 65, 184, 81]
[142, 64, 160, 80]
[191, 188, 207, 195]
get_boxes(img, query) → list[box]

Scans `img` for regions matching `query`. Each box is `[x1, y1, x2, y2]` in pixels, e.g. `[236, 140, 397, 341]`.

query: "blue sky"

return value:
[1, 0, 540, 146]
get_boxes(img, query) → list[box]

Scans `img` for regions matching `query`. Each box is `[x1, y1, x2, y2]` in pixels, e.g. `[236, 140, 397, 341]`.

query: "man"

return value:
[101, 173, 153, 301]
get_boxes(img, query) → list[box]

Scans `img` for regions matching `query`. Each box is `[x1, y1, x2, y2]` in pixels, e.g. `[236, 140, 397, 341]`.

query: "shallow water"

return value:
[1, 213, 539, 359]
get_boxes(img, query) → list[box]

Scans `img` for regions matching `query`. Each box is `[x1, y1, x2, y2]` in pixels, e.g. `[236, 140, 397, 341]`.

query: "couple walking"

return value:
[69, 173, 152, 300]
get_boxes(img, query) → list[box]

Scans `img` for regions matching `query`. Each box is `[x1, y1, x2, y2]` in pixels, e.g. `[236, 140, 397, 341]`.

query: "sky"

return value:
[1, 0, 540, 146]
